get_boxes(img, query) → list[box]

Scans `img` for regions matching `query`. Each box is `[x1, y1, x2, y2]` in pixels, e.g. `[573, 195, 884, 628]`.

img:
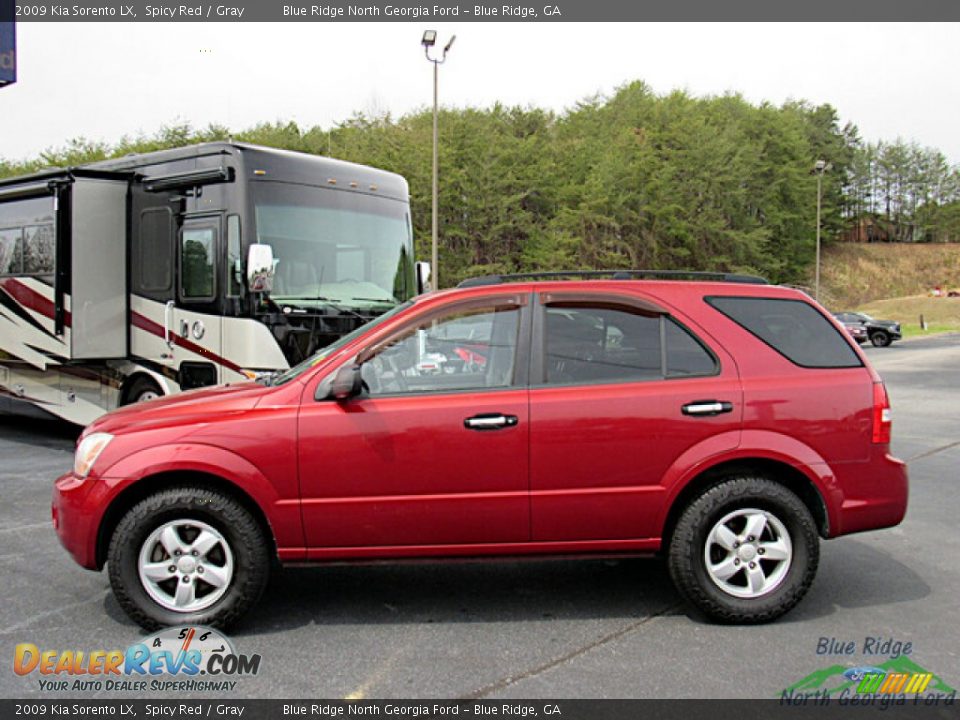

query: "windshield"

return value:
[270, 300, 414, 386]
[253, 181, 415, 309]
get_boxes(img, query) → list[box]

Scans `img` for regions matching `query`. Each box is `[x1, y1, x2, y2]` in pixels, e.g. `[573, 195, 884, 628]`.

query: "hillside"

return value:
[815, 242, 960, 309]
[857, 295, 960, 335]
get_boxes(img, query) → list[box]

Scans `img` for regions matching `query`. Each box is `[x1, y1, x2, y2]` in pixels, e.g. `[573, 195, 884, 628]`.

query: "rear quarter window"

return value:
[706, 296, 862, 369]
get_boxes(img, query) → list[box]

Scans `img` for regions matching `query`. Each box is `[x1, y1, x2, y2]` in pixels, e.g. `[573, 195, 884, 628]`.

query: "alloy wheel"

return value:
[703, 508, 793, 599]
[137, 519, 234, 612]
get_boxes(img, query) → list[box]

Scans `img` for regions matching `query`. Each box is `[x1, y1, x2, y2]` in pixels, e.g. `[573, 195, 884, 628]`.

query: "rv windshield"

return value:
[268, 299, 414, 386]
[253, 181, 415, 309]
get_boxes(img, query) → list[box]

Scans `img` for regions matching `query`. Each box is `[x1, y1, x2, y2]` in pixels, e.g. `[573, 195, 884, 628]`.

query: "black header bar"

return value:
[1, 699, 957, 720]
[9, 0, 960, 21]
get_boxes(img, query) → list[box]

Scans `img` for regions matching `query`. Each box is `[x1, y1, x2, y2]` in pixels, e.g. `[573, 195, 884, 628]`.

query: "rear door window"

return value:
[540, 301, 719, 385]
[665, 320, 718, 377]
[544, 305, 662, 384]
[707, 296, 862, 368]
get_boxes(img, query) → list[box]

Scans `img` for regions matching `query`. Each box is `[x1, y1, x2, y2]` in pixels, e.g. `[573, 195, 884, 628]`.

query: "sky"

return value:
[2, 22, 959, 164]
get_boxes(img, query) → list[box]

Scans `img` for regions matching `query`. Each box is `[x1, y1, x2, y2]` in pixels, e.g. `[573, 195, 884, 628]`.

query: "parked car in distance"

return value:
[52, 271, 908, 630]
[834, 312, 902, 347]
[838, 320, 868, 344]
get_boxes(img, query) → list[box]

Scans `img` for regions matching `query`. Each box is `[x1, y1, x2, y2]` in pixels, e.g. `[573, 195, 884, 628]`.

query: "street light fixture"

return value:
[813, 159, 830, 302]
[422, 30, 455, 291]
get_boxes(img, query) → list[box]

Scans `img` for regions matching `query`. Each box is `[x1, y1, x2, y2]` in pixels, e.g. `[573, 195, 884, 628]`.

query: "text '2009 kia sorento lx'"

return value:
[52, 272, 908, 629]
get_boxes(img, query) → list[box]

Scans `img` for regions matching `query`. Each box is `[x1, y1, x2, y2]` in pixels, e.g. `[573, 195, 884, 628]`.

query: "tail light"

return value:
[872, 382, 892, 444]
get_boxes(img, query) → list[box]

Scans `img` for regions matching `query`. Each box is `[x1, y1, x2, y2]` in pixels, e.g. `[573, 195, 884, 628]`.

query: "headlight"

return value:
[74, 433, 113, 478]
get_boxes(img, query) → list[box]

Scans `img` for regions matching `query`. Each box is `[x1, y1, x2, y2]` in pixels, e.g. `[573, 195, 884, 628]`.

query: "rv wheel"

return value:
[124, 377, 163, 405]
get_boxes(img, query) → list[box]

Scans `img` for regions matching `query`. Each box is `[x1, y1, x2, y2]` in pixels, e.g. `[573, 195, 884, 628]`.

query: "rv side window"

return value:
[0, 226, 22, 275]
[180, 227, 216, 301]
[0, 196, 55, 277]
[138, 208, 173, 293]
[23, 224, 55, 274]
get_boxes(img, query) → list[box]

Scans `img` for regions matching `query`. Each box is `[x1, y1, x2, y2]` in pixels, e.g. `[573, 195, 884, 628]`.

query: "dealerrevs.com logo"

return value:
[13, 626, 261, 693]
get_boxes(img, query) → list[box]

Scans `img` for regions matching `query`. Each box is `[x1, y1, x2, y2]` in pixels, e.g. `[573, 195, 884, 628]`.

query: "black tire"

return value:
[667, 476, 819, 624]
[870, 330, 891, 347]
[107, 487, 270, 630]
[122, 376, 163, 405]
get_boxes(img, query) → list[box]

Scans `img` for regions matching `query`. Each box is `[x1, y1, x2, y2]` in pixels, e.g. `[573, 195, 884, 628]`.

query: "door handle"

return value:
[464, 413, 519, 430]
[163, 300, 175, 350]
[681, 400, 734, 417]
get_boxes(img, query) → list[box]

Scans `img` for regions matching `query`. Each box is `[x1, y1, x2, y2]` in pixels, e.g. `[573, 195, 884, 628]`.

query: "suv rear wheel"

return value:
[107, 487, 270, 630]
[668, 476, 819, 623]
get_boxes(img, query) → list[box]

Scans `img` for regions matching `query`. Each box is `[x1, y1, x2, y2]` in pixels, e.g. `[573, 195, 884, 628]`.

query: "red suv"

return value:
[52, 272, 908, 629]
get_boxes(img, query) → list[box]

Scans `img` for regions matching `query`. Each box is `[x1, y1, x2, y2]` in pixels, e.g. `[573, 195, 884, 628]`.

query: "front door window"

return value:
[361, 304, 521, 395]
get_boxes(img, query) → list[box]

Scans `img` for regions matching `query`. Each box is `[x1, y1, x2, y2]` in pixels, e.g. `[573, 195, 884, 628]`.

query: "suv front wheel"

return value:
[870, 330, 891, 347]
[668, 476, 819, 624]
[107, 487, 270, 630]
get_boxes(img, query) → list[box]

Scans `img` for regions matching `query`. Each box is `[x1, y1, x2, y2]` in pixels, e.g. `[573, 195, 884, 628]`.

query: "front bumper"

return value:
[52, 472, 107, 570]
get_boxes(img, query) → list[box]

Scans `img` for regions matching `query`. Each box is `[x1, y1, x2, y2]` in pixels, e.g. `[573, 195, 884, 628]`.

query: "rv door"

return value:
[129, 186, 226, 392]
[173, 215, 224, 390]
[128, 183, 180, 380]
[68, 176, 129, 360]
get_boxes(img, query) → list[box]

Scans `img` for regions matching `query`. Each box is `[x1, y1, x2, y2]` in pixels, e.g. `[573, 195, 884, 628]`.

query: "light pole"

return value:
[813, 159, 829, 302]
[422, 30, 455, 291]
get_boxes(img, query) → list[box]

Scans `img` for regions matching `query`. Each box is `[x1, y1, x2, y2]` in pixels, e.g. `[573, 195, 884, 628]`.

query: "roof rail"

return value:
[457, 269, 768, 288]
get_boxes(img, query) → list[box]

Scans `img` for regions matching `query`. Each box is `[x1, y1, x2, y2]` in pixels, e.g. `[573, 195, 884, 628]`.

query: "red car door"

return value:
[528, 291, 742, 543]
[297, 294, 531, 555]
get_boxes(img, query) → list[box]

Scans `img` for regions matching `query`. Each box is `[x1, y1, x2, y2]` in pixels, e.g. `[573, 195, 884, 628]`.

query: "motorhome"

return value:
[0, 142, 420, 425]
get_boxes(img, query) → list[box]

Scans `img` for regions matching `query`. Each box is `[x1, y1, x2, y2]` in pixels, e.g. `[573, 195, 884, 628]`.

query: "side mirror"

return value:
[415, 261, 432, 294]
[330, 364, 362, 401]
[247, 244, 275, 292]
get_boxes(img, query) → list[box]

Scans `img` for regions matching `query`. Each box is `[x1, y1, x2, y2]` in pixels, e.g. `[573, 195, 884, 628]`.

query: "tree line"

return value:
[2, 81, 958, 287]
[844, 139, 960, 243]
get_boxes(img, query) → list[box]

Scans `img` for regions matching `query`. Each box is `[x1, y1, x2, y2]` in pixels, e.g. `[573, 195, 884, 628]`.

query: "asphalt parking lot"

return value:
[1, 335, 959, 699]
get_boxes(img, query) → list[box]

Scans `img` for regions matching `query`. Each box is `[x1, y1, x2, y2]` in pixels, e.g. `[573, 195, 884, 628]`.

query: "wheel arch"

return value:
[95, 470, 278, 570]
[660, 457, 831, 553]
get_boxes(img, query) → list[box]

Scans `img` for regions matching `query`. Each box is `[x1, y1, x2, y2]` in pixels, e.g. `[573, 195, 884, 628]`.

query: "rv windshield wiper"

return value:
[351, 297, 399, 305]
[274, 296, 369, 320]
